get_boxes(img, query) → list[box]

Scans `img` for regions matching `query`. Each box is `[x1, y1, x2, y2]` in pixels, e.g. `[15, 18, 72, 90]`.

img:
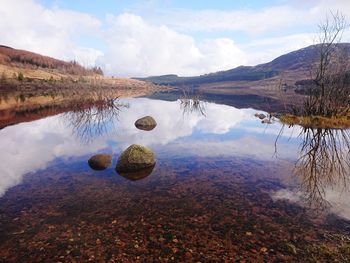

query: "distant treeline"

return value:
[0, 45, 103, 76]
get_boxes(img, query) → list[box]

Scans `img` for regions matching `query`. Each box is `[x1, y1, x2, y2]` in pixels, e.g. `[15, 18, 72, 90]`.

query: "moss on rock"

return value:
[116, 144, 156, 173]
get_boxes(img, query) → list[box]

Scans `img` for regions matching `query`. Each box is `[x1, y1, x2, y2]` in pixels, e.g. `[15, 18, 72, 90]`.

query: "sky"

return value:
[0, 0, 350, 77]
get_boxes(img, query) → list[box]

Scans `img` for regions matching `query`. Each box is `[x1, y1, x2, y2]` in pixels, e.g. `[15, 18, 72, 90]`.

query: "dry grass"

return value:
[0, 64, 104, 81]
[280, 112, 350, 129]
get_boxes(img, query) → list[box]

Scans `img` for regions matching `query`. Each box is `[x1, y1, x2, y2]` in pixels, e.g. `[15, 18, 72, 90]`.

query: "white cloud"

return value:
[0, 0, 103, 66]
[95, 1, 350, 76]
[152, 6, 306, 35]
[97, 13, 247, 77]
[148, 1, 350, 35]
[243, 33, 315, 65]
[272, 187, 350, 221]
[1, 0, 349, 76]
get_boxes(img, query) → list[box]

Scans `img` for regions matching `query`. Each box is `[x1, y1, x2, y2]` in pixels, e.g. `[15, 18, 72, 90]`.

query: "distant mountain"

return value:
[136, 43, 350, 86]
[0, 45, 103, 76]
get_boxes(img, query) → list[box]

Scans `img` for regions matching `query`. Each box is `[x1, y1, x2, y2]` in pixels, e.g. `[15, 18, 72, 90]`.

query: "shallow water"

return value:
[0, 98, 350, 261]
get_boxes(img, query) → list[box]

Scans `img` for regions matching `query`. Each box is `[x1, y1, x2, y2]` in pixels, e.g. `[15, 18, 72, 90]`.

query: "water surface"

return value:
[0, 98, 349, 262]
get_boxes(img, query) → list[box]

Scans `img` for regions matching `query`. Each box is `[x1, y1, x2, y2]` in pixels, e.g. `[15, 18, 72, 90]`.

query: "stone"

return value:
[134, 116, 157, 131]
[88, 154, 112, 170]
[255, 113, 267, 119]
[262, 118, 272, 124]
[116, 144, 156, 173]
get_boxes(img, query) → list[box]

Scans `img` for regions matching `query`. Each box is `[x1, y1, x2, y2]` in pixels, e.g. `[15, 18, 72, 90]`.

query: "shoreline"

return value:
[0, 79, 169, 129]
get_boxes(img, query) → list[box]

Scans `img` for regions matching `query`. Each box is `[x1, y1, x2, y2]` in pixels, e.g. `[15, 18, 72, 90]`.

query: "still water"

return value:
[0, 98, 349, 262]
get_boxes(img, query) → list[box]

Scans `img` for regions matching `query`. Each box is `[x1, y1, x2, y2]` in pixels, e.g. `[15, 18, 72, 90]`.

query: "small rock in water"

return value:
[262, 118, 272, 124]
[135, 116, 157, 131]
[271, 112, 281, 119]
[116, 144, 156, 173]
[256, 113, 267, 120]
[88, 154, 112, 170]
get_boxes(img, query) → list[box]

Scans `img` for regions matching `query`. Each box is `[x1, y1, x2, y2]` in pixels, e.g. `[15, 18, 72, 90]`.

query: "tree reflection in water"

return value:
[277, 126, 350, 209]
[63, 97, 129, 143]
[297, 128, 350, 209]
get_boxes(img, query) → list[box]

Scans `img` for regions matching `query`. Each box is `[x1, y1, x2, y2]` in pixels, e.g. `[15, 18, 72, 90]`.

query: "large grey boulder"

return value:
[135, 116, 157, 131]
[116, 144, 156, 173]
[88, 154, 112, 170]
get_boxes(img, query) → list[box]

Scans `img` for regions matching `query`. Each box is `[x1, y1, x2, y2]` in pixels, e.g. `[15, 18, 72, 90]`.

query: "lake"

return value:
[0, 97, 349, 262]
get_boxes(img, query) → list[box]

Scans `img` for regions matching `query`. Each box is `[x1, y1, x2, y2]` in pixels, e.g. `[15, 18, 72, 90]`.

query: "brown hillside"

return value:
[0, 45, 103, 76]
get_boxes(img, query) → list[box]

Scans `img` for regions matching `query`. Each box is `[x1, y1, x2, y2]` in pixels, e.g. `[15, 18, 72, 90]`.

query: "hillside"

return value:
[0, 45, 167, 118]
[143, 43, 350, 112]
[0, 45, 103, 78]
[137, 43, 350, 86]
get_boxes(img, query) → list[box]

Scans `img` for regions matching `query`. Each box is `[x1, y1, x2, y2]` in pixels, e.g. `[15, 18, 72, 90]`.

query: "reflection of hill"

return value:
[0, 104, 70, 129]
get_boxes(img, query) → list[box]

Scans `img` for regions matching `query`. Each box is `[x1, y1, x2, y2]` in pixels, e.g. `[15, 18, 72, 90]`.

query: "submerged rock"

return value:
[116, 144, 156, 173]
[135, 116, 157, 131]
[88, 154, 112, 170]
[117, 165, 155, 181]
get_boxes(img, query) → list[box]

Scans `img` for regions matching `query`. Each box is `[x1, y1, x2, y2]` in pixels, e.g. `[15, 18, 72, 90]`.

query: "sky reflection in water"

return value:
[0, 98, 350, 220]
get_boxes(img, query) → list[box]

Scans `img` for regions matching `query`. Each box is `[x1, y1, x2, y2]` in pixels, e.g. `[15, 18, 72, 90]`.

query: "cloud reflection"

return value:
[0, 98, 297, 197]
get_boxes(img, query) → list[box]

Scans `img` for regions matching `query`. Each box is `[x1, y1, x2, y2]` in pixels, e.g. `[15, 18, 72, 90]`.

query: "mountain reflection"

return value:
[63, 98, 129, 143]
[276, 127, 350, 209]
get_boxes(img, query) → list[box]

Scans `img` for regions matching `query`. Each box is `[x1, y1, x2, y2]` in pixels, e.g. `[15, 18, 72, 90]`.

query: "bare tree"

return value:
[302, 11, 350, 117]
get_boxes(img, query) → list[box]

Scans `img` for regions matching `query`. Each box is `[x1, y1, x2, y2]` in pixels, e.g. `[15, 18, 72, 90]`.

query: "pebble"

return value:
[260, 247, 268, 253]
